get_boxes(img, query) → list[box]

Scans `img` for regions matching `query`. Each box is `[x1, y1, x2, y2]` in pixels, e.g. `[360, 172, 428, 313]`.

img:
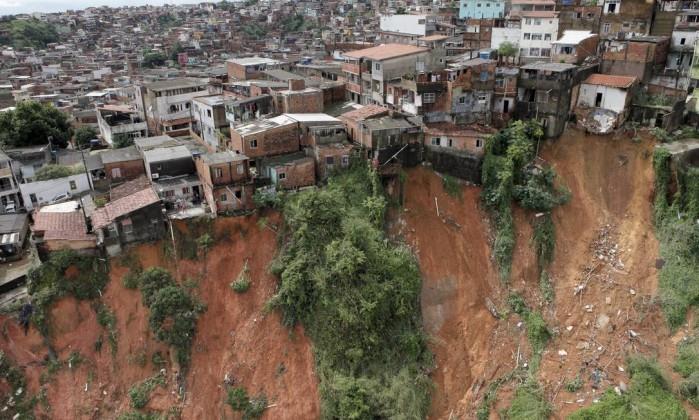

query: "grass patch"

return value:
[675, 336, 699, 407]
[538, 270, 554, 304]
[0, 350, 37, 416]
[476, 368, 527, 420]
[129, 372, 166, 409]
[269, 162, 432, 418]
[505, 379, 551, 420]
[569, 356, 687, 419]
[441, 174, 462, 199]
[565, 374, 583, 393]
[95, 302, 118, 356]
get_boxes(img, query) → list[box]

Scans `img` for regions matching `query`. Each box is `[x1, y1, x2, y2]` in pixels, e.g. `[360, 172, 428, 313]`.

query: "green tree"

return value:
[196, 233, 214, 276]
[34, 164, 77, 181]
[0, 101, 72, 148]
[498, 41, 517, 64]
[169, 42, 184, 62]
[142, 52, 167, 68]
[73, 126, 98, 149]
[112, 133, 134, 149]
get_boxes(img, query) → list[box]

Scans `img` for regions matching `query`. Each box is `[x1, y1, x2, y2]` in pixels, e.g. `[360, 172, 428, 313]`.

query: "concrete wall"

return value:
[20, 173, 92, 211]
[519, 17, 559, 59]
[577, 83, 629, 114]
[460, 0, 505, 19]
[379, 15, 429, 36]
[492, 27, 521, 51]
[104, 159, 146, 182]
[424, 146, 482, 184]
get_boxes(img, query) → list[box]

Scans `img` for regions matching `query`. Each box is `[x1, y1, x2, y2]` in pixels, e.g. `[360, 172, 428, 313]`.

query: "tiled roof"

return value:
[34, 211, 95, 241]
[339, 105, 389, 121]
[110, 175, 151, 201]
[583, 74, 637, 88]
[343, 44, 429, 61]
[92, 187, 160, 229]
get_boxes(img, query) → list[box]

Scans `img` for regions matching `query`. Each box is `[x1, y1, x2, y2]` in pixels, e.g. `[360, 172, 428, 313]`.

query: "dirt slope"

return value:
[395, 130, 696, 419]
[0, 214, 319, 419]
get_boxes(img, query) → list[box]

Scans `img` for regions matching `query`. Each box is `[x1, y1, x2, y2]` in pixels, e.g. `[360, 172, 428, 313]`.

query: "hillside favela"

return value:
[2, 0, 699, 418]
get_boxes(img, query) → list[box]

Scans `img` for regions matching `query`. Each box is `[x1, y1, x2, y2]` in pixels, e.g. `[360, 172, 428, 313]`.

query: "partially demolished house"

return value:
[575, 74, 639, 133]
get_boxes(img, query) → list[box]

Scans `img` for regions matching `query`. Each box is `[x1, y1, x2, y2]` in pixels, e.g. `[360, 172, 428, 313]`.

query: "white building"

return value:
[518, 12, 559, 62]
[491, 19, 522, 51]
[191, 95, 228, 151]
[134, 78, 212, 137]
[20, 173, 91, 211]
[97, 105, 148, 146]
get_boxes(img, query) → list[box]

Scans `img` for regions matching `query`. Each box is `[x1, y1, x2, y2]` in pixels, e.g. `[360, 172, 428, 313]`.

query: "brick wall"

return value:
[314, 144, 353, 179]
[105, 160, 146, 182]
[274, 157, 315, 189]
[281, 90, 324, 113]
[230, 124, 300, 158]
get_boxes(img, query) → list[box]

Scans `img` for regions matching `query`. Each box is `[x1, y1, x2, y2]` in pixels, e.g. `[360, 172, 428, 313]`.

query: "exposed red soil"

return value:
[393, 129, 698, 419]
[0, 214, 319, 419]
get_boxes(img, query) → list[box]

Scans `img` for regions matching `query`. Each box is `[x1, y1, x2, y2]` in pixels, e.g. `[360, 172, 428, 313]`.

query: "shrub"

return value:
[227, 387, 249, 411]
[231, 261, 251, 293]
[138, 267, 175, 307]
[569, 357, 687, 419]
[34, 164, 79, 181]
[565, 374, 583, 393]
[128, 372, 166, 409]
[539, 270, 554, 304]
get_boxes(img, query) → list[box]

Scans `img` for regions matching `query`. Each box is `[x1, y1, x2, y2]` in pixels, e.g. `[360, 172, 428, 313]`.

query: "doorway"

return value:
[595, 93, 603, 107]
[503, 99, 510, 113]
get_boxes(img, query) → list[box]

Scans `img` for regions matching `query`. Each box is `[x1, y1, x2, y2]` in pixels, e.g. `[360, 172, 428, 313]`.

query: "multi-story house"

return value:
[599, 0, 654, 40]
[96, 105, 148, 146]
[378, 14, 438, 44]
[134, 78, 211, 137]
[0, 152, 21, 212]
[551, 30, 600, 64]
[191, 95, 228, 152]
[342, 43, 435, 105]
[516, 62, 578, 138]
[460, 0, 505, 19]
[194, 150, 255, 215]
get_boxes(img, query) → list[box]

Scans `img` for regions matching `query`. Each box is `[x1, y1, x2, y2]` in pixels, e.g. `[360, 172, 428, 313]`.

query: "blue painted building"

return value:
[459, 0, 505, 19]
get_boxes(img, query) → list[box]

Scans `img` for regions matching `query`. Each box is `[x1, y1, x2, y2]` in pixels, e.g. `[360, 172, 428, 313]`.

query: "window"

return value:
[111, 167, 122, 179]
[681, 38, 687, 45]
[459, 96, 466, 104]
[478, 94, 487, 103]
[206, 109, 212, 118]
[278, 172, 287, 180]
[164, 190, 175, 198]
[529, 48, 540, 56]
[423, 92, 436, 103]
[182, 187, 190, 194]
[480, 71, 488, 81]
[447, 138, 453, 147]
[69, 180, 77, 190]
[534, 19, 541, 25]
[603, 23, 611, 33]
[495, 79, 504, 87]
[375, 62, 381, 70]
[220, 193, 227, 202]
[544, 33, 551, 40]
[532, 33, 542, 40]
[249, 139, 258, 148]
[431, 137, 440, 146]
[237, 164, 244, 174]
[525, 18, 532, 25]
[523, 33, 531, 40]
[122, 218, 133, 234]
[476, 139, 483, 148]
[541, 48, 551, 57]
[326, 156, 335, 165]
[418, 19, 426, 24]
[341, 155, 350, 167]
[215, 167, 223, 177]
[235, 190, 241, 199]
[30, 193, 37, 204]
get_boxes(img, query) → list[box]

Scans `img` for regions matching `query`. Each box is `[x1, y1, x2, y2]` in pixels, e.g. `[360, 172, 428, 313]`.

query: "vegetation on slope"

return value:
[481, 120, 569, 280]
[652, 147, 699, 328]
[270, 163, 432, 418]
[134, 267, 205, 367]
[0, 18, 59, 49]
[569, 357, 687, 419]
[27, 250, 109, 336]
[675, 336, 699, 407]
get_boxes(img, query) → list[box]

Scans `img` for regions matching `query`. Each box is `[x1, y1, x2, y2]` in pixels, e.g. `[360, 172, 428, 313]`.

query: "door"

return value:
[595, 93, 603, 107]
[503, 100, 510, 113]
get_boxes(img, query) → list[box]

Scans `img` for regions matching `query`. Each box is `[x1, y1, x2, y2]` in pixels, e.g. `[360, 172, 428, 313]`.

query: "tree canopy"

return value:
[498, 41, 518, 58]
[73, 126, 98, 149]
[142, 51, 167, 68]
[0, 101, 72, 148]
[112, 133, 135, 149]
[34, 164, 80, 181]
